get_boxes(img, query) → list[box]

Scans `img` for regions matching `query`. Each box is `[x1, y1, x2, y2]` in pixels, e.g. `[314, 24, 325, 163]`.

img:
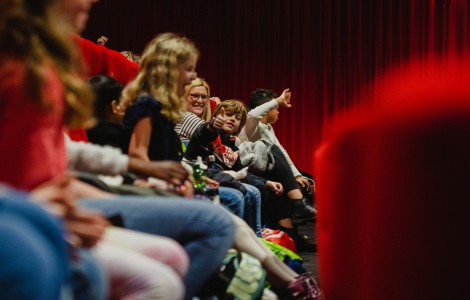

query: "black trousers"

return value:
[253, 144, 302, 223]
[264, 144, 300, 193]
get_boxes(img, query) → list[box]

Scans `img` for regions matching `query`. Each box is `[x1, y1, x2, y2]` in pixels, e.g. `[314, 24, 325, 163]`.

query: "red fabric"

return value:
[0, 58, 67, 191]
[82, 0, 470, 174]
[211, 135, 239, 168]
[76, 36, 138, 86]
[72, 36, 139, 142]
[68, 128, 89, 142]
[261, 228, 296, 253]
[209, 98, 217, 118]
[315, 54, 470, 299]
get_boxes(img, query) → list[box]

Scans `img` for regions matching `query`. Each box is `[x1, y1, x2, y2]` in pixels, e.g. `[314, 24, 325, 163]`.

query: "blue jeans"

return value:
[0, 187, 107, 300]
[0, 189, 68, 300]
[78, 196, 235, 300]
[219, 186, 244, 217]
[68, 250, 107, 300]
[241, 183, 262, 237]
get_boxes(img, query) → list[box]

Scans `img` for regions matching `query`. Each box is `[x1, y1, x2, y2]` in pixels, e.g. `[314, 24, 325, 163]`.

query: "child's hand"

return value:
[65, 208, 108, 248]
[30, 175, 76, 217]
[147, 160, 188, 185]
[266, 180, 284, 196]
[97, 35, 108, 45]
[30, 176, 108, 249]
[295, 175, 312, 191]
[209, 107, 226, 130]
[277, 88, 292, 108]
[178, 178, 194, 198]
[224, 167, 248, 180]
[205, 178, 220, 188]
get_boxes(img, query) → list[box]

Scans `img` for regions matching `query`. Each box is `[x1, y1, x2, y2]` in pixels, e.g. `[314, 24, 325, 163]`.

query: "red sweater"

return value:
[0, 58, 67, 190]
[76, 36, 139, 86]
[69, 36, 139, 142]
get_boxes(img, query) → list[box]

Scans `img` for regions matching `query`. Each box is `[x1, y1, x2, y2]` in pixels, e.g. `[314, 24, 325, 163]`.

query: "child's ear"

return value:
[111, 100, 124, 115]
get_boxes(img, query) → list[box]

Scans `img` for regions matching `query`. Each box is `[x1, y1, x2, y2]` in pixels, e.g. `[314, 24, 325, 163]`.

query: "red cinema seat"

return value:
[315, 55, 470, 300]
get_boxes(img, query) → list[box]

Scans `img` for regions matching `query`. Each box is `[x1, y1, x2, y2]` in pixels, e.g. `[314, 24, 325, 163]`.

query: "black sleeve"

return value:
[185, 123, 219, 160]
[191, 122, 219, 144]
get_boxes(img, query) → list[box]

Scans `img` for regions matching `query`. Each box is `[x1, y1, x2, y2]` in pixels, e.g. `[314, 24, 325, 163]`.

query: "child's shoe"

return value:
[285, 273, 322, 300]
[291, 198, 316, 222]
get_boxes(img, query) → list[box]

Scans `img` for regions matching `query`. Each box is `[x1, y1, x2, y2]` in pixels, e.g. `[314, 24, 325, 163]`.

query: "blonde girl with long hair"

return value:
[120, 33, 198, 162]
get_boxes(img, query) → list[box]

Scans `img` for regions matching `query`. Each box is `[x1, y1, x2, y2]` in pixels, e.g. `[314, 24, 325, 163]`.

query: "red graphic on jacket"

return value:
[211, 136, 239, 169]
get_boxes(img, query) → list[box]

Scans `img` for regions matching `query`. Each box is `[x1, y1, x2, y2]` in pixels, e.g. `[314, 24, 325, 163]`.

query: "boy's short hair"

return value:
[213, 100, 247, 135]
[248, 89, 278, 110]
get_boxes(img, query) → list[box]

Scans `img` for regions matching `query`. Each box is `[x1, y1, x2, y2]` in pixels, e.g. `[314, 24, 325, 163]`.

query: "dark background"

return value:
[82, 0, 470, 175]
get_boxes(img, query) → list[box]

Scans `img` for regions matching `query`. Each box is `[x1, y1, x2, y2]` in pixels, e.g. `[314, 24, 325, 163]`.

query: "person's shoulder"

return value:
[0, 56, 25, 82]
[87, 121, 124, 146]
[133, 94, 161, 108]
[123, 95, 162, 127]
[184, 112, 203, 122]
[88, 120, 123, 133]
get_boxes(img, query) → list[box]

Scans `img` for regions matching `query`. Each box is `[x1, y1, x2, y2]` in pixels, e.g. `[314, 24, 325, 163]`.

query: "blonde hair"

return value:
[121, 32, 199, 123]
[121, 50, 141, 64]
[0, 0, 94, 129]
[185, 77, 211, 122]
[213, 100, 247, 135]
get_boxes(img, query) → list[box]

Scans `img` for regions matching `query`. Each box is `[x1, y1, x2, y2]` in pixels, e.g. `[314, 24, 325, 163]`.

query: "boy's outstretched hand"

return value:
[277, 88, 292, 108]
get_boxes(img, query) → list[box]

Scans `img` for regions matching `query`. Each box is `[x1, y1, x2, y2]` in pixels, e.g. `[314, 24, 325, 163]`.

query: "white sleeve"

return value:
[65, 134, 129, 175]
[241, 99, 279, 140]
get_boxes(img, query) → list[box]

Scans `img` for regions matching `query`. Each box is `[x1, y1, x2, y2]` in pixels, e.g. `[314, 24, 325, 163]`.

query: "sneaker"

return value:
[286, 273, 322, 300]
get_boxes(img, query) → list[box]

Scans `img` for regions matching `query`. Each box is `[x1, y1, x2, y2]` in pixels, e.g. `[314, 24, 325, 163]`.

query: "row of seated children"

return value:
[87, 75, 318, 253]
[0, 0, 320, 299]
[83, 33, 321, 300]
[108, 31, 321, 297]
[175, 78, 317, 251]
[0, 0, 322, 298]
[86, 33, 323, 296]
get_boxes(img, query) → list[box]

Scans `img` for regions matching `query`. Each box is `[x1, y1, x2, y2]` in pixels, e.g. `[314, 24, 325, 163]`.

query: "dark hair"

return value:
[88, 75, 123, 118]
[248, 89, 277, 110]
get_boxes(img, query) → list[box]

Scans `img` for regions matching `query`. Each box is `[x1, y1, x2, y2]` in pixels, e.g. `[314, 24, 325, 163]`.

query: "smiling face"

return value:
[221, 113, 243, 134]
[186, 85, 208, 117]
[59, 0, 98, 33]
[213, 100, 247, 135]
[177, 55, 198, 97]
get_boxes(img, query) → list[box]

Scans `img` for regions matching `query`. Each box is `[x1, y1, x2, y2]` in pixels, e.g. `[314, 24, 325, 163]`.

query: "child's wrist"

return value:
[208, 117, 217, 131]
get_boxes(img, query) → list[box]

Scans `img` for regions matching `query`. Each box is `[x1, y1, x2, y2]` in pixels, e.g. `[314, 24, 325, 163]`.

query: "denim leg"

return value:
[0, 192, 69, 300]
[241, 183, 262, 237]
[68, 249, 108, 300]
[218, 187, 245, 218]
[78, 197, 235, 300]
